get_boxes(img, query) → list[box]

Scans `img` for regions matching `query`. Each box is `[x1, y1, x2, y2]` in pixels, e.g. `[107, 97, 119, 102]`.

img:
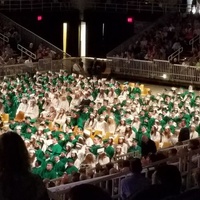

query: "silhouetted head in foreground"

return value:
[69, 184, 112, 200]
[154, 164, 182, 195]
[0, 131, 30, 175]
[0, 132, 49, 200]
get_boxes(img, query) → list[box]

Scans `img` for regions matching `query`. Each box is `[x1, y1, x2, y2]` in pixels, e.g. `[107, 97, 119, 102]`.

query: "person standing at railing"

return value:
[178, 119, 190, 142]
[141, 135, 157, 157]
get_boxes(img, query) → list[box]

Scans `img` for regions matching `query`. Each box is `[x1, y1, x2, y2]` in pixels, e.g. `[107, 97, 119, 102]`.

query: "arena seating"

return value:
[111, 12, 200, 65]
[0, 69, 199, 194]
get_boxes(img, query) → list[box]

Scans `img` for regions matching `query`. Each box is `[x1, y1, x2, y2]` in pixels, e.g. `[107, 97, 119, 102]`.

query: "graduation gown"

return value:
[54, 161, 65, 176]
[105, 145, 115, 159]
[65, 165, 78, 175]
[90, 144, 102, 156]
[32, 166, 43, 178]
[128, 145, 141, 154]
[42, 169, 57, 179]
[48, 143, 62, 157]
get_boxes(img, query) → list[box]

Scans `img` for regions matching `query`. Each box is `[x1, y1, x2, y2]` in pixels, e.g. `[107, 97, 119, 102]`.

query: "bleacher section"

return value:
[0, 13, 70, 65]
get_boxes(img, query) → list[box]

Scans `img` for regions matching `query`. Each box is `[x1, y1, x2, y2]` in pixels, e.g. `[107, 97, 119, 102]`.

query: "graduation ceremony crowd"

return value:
[0, 70, 200, 185]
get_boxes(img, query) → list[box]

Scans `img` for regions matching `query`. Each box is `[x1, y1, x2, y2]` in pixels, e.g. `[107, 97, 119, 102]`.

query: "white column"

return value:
[80, 21, 86, 57]
[63, 22, 68, 58]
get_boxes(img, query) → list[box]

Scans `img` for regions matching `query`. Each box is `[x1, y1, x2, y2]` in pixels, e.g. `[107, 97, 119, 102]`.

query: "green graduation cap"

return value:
[30, 118, 37, 124]
[103, 139, 109, 144]
[67, 158, 74, 163]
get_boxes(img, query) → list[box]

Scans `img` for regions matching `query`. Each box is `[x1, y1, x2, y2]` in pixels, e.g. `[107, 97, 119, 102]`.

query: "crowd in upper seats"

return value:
[0, 23, 21, 65]
[112, 13, 200, 63]
[0, 18, 62, 66]
[0, 70, 199, 184]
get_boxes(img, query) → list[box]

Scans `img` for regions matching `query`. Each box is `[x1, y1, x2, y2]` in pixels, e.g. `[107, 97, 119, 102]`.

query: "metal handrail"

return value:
[0, 33, 9, 43]
[48, 148, 200, 199]
[189, 34, 200, 50]
[0, 1, 190, 13]
[17, 44, 37, 60]
[0, 13, 71, 58]
[168, 47, 183, 61]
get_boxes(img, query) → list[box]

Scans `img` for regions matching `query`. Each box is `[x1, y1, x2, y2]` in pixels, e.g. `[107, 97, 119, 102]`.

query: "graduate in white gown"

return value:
[16, 98, 28, 115]
[25, 99, 39, 119]
[94, 115, 108, 137]
[54, 108, 67, 126]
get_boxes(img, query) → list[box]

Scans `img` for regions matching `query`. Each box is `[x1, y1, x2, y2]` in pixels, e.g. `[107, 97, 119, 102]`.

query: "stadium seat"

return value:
[141, 88, 151, 96]
[14, 111, 25, 122]
[140, 84, 144, 92]
[120, 84, 124, 90]
[129, 82, 135, 89]
[48, 121, 54, 131]
[1, 113, 9, 124]
[162, 142, 172, 148]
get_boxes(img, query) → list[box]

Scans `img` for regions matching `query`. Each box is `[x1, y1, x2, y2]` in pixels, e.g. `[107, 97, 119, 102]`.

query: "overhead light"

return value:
[162, 74, 167, 79]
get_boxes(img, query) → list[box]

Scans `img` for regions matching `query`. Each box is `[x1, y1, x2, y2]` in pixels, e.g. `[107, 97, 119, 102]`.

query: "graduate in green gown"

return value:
[42, 161, 57, 179]
[47, 137, 62, 158]
[65, 158, 78, 175]
[89, 135, 102, 156]
[103, 139, 114, 159]
[128, 139, 141, 156]
[53, 156, 65, 177]
[32, 160, 43, 178]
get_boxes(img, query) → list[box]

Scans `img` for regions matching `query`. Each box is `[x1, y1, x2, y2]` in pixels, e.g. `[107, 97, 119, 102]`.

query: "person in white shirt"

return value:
[97, 149, 110, 166]
[25, 99, 39, 119]
[51, 93, 60, 109]
[190, 124, 199, 139]
[124, 125, 136, 146]
[54, 108, 67, 126]
[84, 113, 97, 130]
[116, 118, 126, 134]
[94, 115, 108, 137]
[160, 126, 173, 148]
[118, 85, 129, 103]
[107, 116, 116, 135]
[58, 96, 69, 111]
[70, 92, 81, 110]
[150, 125, 161, 143]
[118, 136, 128, 154]
[83, 129, 93, 147]
[170, 128, 179, 145]
[132, 116, 141, 132]
[16, 97, 28, 115]
[95, 88, 107, 104]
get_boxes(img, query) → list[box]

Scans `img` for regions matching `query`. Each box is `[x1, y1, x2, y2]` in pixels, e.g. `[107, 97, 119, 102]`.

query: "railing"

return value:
[17, 44, 37, 60]
[85, 1, 189, 13]
[0, 32, 9, 43]
[189, 34, 200, 50]
[0, 0, 72, 11]
[3, 56, 200, 86]
[168, 47, 183, 61]
[0, 13, 71, 58]
[0, 57, 83, 78]
[107, 56, 200, 85]
[0, 0, 191, 13]
[47, 137, 197, 187]
[48, 148, 200, 200]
